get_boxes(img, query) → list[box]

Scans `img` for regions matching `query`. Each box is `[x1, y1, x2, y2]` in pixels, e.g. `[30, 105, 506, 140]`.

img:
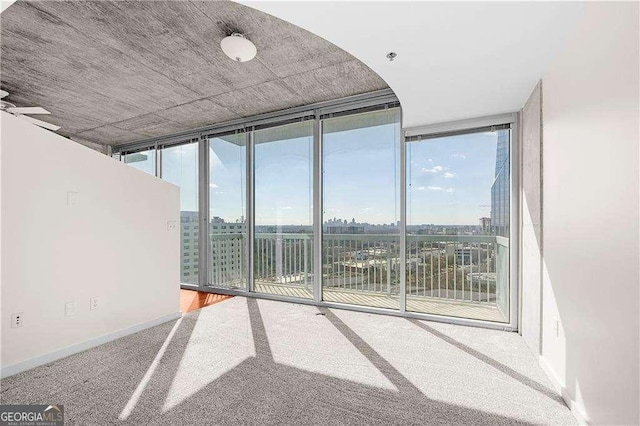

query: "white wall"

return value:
[540, 2, 639, 424]
[1, 112, 180, 374]
[520, 82, 542, 356]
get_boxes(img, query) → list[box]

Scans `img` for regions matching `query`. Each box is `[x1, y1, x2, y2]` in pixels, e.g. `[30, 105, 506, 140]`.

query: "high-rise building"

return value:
[491, 130, 510, 237]
[180, 212, 246, 285]
[180, 211, 199, 285]
[479, 217, 491, 233]
[209, 217, 246, 287]
[180, 211, 199, 284]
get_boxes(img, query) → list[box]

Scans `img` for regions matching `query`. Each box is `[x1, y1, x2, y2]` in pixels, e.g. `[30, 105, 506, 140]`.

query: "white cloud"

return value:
[209, 183, 218, 188]
[443, 172, 456, 179]
[428, 158, 434, 163]
[422, 165, 444, 174]
[412, 186, 454, 193]
[452, 154, 466, 160]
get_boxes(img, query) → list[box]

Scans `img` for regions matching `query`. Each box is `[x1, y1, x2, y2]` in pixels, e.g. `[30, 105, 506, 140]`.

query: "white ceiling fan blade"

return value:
[0, 90, 8, 99]
[17, 114, 61, 131]
[7, 106, 50, 115]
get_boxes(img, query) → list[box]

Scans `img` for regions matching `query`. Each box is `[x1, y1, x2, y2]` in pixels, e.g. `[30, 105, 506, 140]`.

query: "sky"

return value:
[126, 119, 504, 227]
[407, 131, 500, 225]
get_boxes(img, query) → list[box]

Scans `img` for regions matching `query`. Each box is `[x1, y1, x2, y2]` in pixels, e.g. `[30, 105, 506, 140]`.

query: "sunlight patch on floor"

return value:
[257, 299, 397, 392]
[119, 318, 183, 420]
[162, 298, 256, 412]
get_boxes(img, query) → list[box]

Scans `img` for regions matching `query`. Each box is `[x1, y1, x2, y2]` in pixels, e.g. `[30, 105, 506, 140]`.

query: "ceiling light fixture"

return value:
[220, 33, 257, 63]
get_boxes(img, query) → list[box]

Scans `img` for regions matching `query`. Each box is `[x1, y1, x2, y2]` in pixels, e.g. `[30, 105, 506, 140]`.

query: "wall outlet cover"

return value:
[90, 297, 100, 310]
[65, 302, 76, 317]
[11, 312, 24, 328]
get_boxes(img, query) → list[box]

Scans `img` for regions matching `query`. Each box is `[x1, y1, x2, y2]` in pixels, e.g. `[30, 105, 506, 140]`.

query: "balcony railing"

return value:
[209, 233, 246, 288]
[209, 233, 509, 313]
[255, 233, 313, 289]
[406, 235, 498, 303]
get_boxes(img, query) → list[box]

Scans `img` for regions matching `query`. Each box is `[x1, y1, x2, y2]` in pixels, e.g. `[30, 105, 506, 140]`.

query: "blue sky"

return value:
[130, 122, 502, 227]
[407, 131, 499, 225]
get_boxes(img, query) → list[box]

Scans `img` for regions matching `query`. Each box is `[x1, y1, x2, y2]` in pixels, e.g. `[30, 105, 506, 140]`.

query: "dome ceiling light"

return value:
[220, 33, 257, 62]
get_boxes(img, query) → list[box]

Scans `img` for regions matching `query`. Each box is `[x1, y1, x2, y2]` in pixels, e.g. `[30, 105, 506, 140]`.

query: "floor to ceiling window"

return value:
[405, 128, 510, 322]
[123, 148, 155, 175]
[116, 96, 514, 327]
[322, 109, 401, 309]
[207, 133, 247, 289]
[254, 121, 314, 299]
[161, 142, 199, 286]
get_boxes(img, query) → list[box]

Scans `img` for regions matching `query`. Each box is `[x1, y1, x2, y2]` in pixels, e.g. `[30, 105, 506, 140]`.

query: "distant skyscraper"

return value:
[491, 130, 510, 237]
[479, 217, 491, 233]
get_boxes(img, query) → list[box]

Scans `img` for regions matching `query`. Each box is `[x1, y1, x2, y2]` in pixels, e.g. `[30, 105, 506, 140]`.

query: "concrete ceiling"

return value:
[243, 1, 584, 129]
[0, 1, 388, 146]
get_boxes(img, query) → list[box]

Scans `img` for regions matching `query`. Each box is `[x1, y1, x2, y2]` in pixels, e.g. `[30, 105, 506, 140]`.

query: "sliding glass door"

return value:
[322, 109, 401, 309]
[405, 129, 510, 322]
[118, 100, 514, 326]
[253, 122, 314, 299]
[207, 133, 247, 289]
[161, 143, 199, 285]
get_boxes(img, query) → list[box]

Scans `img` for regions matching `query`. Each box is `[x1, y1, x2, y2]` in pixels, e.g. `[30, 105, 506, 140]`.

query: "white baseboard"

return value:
[1, 312, 182, 379]
[538, 355, 590, 425]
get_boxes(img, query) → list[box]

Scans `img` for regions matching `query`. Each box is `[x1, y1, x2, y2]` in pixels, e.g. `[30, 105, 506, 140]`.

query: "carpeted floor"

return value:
[0, 297, 576, 425]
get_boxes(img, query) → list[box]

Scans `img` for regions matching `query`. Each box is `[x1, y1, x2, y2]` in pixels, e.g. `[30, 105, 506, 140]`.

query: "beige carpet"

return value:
[0, 297, 575, 425]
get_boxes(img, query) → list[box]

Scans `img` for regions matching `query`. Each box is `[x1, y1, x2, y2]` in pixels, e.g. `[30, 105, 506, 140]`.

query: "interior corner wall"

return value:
[540, 2, 639, 424]
[0, 112, 181, 374]
[520, 81, 542, 356]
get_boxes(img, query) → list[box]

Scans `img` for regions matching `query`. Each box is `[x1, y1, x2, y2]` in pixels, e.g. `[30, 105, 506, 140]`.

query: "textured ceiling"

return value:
[0, 1, 388, 146]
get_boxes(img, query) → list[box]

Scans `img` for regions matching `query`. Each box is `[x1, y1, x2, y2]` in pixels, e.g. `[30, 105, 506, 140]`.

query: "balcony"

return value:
[209, 233, 509, 323]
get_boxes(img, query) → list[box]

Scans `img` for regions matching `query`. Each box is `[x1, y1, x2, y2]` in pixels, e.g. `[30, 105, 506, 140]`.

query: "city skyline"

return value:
[128, 123, 506, 227]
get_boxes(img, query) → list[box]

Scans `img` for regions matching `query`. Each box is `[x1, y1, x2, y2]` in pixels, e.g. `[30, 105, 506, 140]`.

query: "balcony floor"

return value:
[253, 283, 507, 323]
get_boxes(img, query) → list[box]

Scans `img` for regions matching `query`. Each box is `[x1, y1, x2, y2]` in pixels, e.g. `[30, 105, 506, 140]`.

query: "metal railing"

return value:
[322, 234, 400, 295]
[406, 235, 497, 303]
[209, 233, 246, 288]
[254, 233, 313, 289]
[209, 233, 508, 307]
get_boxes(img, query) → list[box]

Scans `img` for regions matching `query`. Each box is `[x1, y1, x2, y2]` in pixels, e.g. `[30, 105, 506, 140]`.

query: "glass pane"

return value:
[161, 143, 199, 285]
[254, 122, 313, 299]
[406, 128, 510, 322]
[208, 134, 247, 289]
[322, 109, 401, 309]
[124, 149, 155, 175]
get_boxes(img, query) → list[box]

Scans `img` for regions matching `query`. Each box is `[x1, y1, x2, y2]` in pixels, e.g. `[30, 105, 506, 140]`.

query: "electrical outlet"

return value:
[65, 302, 76, 317]
[90, 297, 100, 311]
[11, 312, 24, 328]
[167, 221, 177, 231]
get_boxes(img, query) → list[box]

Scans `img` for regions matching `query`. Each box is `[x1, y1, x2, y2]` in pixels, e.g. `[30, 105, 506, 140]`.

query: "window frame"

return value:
[113, 91, 519, 331]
